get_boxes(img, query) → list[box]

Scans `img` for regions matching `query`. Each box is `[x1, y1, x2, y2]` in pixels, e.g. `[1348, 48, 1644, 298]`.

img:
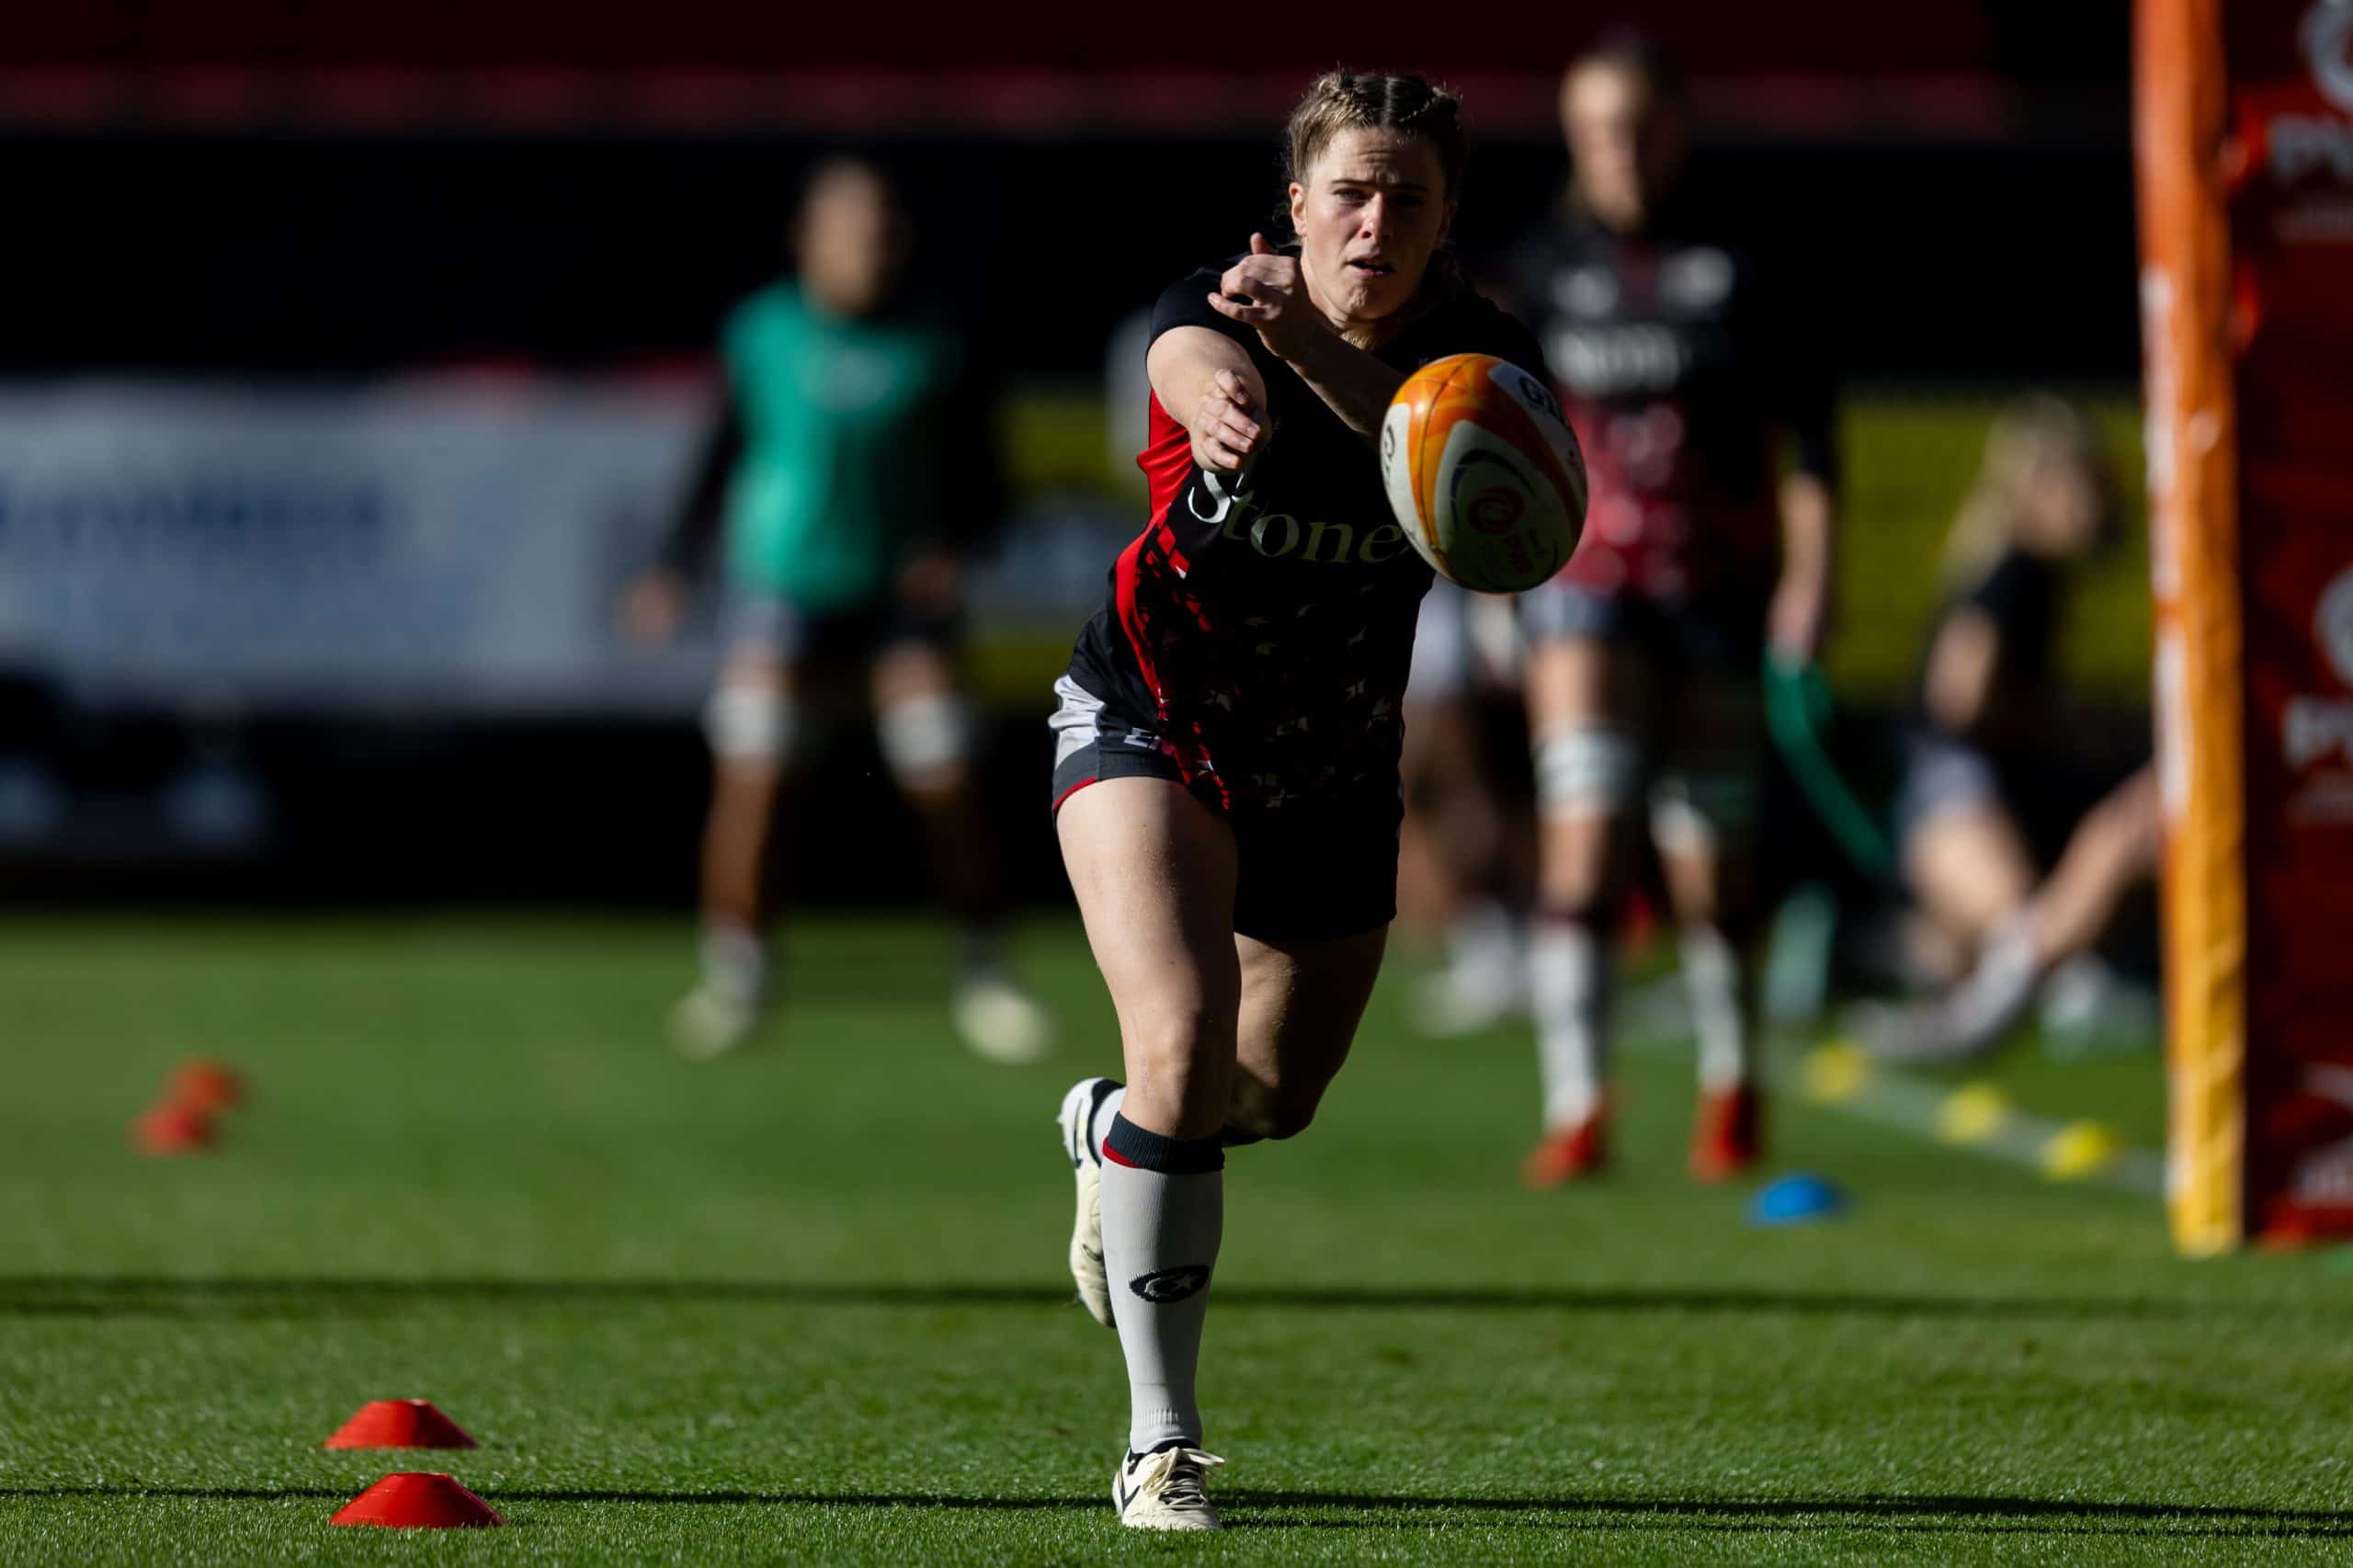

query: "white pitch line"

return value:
[1612, 978, 2165, 1199]
[1794, 1051, 2165, 1199]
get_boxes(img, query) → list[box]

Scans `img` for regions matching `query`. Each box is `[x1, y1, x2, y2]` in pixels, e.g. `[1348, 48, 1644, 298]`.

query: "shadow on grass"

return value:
[1, 1483, 2343, 1538]
[0, 1276, 2306, 1324]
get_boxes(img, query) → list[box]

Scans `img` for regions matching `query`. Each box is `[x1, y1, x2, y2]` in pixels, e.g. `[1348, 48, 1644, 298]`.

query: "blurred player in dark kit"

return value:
[1507, 36, 1839, 1185]
[623, 158, 1052, 1064]
[1863, 395, 2158, 1061]
[1046, 71, 1546, 1528]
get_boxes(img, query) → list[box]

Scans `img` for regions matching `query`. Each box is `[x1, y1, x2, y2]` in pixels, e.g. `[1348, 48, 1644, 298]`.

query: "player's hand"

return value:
[897, 550, 963, 619]
[1767, 564, 1832, 662]
[619, 567, 688, 646]
[1210, 233, 1327, 364]
[1189, 369, 1266, 475]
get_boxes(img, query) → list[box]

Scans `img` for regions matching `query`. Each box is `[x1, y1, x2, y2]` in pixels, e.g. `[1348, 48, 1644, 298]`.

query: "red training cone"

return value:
[324, 1399, 480, 1450]
[169, 1058, 244, 1112]
[131, 1101, 215, 1156]
[330, 1472, 505, 1528]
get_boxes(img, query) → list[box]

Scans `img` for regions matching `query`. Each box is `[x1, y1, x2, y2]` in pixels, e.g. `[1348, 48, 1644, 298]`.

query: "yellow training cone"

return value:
[1803, 1041, 1871, 1104]
[2040, 1119, 2122, 1180]
[1938, 1083, 2013, 1144]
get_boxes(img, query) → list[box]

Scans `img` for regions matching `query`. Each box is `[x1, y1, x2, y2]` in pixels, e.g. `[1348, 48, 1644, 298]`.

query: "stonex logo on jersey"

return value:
[1184, 467, 1416, 568]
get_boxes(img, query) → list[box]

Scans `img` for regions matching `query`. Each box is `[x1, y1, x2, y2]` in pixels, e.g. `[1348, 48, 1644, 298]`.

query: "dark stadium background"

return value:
[0, 0, 2146, 907]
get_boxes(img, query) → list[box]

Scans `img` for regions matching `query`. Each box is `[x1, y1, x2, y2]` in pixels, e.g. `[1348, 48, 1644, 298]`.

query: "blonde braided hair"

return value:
[1279, 70, 1468, 342]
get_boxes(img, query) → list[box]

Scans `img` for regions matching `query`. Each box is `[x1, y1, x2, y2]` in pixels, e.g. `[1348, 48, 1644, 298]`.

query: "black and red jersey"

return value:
[1065, 255, 1544, 812]
[1504, 206, 1836, 608]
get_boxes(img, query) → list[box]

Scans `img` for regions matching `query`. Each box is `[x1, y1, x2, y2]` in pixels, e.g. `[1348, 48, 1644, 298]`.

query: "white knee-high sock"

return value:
[1530, 915, 1608, 1129]
[1099, 1114, 1223, 1453]
[1682, 923, 1756, 1094]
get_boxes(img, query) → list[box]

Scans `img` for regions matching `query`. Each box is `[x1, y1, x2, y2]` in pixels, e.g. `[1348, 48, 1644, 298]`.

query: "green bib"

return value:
[721, 283, 953, 608]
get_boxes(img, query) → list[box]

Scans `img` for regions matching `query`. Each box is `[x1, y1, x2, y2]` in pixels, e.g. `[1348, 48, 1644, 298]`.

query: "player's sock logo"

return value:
[1128, 1265, 1211, 1303]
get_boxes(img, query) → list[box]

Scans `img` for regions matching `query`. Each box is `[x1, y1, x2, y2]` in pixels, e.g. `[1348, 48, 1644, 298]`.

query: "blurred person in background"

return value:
[1859, 395, 2158, 1061]
[1397, 583, 1530, 1035]
[621, 157, 1053, 1065]
[1506, 34, 1840, 1186]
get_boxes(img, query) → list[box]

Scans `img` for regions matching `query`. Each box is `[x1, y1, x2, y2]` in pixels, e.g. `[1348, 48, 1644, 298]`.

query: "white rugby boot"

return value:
[670, 923, 768, 1060]
[1413, 902, 1529, 1037]
[1414, 946, 1528, 1037]
[1054, 1078, 1117, 1327]
[1113, 1442, 1225, 1531]
[954, 970, 1055, 1064]
[668, 983, 761, 1060]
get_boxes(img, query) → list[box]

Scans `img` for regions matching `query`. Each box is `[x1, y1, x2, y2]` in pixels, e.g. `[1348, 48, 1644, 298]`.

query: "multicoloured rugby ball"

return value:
[1379, 353, 1587, 593]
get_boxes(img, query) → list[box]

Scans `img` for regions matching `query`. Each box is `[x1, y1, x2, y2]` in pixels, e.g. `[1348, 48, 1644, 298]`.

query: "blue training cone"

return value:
[1748, 1173, 1848, 1226]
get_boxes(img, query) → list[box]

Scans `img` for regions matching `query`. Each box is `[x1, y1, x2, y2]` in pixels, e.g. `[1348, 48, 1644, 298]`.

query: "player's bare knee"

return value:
[1533, 722, 1643, 824]
[704, 683, 800, 768]
[877, 692, 974, 784]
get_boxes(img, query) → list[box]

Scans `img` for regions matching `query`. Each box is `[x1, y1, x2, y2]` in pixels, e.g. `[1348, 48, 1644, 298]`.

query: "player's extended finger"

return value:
[1249, 232, 1276, 256]
[1207, 292, 1271, 328]
[1212, 369, 1256, 411]
[1226, 253, 1288, 289]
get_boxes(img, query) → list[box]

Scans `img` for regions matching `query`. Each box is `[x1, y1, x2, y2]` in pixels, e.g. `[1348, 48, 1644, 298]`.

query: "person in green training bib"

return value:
[622, 157, 1053, 1064]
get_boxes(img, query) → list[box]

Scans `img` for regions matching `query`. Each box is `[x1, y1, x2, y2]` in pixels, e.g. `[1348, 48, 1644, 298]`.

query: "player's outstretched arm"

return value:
[1149, 326, 1272, 475]
[1210, 233, 1404, 444]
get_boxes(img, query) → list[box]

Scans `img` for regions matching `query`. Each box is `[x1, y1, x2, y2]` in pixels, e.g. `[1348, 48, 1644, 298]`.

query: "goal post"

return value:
[2137, 0, 2353, 1254]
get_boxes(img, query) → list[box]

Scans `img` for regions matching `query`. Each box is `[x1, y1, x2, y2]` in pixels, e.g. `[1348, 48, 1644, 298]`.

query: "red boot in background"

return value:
[1690, 1085, 1762, 1184]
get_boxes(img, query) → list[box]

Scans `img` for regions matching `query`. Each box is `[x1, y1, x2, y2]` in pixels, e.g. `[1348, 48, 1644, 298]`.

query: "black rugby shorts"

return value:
[1519, 584, 1764, 679]
[1048, 674, 1401, 942]
[722, 593, 960, 666]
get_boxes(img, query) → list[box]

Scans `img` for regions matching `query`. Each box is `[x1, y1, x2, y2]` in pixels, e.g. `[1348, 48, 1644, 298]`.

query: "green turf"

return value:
[2, 915, 2344, 1564]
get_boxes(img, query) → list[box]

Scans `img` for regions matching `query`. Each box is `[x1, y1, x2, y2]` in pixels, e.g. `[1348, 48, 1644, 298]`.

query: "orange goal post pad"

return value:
[2137, 0, 2353, 1255]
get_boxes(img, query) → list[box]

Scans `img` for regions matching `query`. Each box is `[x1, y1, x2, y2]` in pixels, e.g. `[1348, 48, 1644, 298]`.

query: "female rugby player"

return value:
[622, 158, 1051, 1064]
[1507, 36, 1839, 1185]
[1044, 71, 1545, 1530]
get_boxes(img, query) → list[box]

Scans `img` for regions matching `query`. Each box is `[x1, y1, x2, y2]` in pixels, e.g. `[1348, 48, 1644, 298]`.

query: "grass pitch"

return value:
[1, 915, 2345, 1563]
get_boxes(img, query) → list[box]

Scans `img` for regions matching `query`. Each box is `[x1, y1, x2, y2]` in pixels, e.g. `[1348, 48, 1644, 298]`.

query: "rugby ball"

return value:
[1379, 354, 1587, 593]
